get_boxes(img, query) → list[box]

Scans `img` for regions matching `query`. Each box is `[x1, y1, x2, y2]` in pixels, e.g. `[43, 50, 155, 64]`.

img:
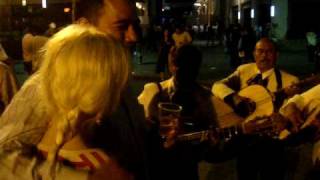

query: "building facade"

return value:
[220, 0, 320, 40]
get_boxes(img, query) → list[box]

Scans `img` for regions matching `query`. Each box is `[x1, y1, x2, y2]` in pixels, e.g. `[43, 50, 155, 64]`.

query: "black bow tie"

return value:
[247, 74, 268, 87]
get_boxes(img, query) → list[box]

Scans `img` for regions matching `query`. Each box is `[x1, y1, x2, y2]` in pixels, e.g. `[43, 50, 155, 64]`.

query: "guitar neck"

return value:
[278, 75, 320, 95]
[177, 124, 244, 142]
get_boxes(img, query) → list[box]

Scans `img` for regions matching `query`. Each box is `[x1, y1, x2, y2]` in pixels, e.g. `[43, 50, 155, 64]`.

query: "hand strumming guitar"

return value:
[224, 94, 256, 118]
[282, 84, 301, 98]
[280, 102, 304, 133]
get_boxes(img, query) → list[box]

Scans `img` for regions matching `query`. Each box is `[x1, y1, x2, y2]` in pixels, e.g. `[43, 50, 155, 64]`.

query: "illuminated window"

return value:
[238, 11, 241, 20]
[251, 9, 255, 19]
[270, 5, 275, 17]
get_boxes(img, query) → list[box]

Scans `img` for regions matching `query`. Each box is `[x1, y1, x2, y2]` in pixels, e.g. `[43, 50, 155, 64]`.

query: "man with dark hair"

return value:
[138, 45, 217, 180]
[76, 0, 139, 46]
[0, 0, 151, 179]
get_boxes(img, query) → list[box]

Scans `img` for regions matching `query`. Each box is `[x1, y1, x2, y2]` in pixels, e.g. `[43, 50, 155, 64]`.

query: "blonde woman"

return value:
[0, 25, 132, 180]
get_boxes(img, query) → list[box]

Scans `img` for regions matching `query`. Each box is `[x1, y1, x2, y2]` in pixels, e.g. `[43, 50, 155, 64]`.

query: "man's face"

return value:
[254, 39, 278, 72]
[94, 0, 139, 46]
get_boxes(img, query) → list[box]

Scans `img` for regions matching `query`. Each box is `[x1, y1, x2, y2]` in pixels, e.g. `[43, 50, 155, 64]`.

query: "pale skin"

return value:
[78, 0, 139, 46]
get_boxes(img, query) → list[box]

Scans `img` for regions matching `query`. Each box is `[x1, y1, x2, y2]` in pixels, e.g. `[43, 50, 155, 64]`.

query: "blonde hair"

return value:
[38, 24, 130, 178]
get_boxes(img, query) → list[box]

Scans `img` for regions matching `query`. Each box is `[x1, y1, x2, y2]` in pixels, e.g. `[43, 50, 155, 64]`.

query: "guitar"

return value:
[214, 75, 320, 129]
[177, 114, 284, 142]
[212, 85, 273, 128]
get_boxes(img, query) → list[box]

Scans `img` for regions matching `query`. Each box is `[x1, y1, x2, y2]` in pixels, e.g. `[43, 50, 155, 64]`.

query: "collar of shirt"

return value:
[255, 66, 274, 80]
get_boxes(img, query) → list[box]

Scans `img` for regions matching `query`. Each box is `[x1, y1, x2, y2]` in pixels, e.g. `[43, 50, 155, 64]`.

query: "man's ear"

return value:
[77, 17, 90, 25]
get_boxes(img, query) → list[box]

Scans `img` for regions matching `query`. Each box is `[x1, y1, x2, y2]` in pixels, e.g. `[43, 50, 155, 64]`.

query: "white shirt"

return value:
[212, 63, 299, 100]
[280, 85, 320, 163]
[0, 74, 47, 149]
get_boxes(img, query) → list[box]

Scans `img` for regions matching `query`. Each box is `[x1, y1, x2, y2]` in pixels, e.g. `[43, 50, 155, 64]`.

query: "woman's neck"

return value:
[38, 119, 88, 151]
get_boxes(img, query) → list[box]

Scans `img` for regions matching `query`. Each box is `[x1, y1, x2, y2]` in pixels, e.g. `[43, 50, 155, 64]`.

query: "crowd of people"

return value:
[0, 0, 319, 180]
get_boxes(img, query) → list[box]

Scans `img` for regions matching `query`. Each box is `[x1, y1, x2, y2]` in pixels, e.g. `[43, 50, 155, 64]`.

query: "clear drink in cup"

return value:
[158, 102, 182, 138]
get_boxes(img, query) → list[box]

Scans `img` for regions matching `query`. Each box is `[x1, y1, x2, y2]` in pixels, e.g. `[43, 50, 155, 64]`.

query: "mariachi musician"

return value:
[211, 38, 299, 180]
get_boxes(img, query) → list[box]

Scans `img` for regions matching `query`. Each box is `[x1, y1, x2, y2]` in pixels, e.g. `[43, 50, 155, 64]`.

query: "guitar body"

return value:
[214, 85, 274, 128]
[238, 85, 274, 122]
[212, 96, 243, 128]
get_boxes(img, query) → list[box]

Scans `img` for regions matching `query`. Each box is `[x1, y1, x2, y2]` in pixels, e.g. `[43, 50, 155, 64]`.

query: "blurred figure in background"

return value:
[22, 24, 49, 74]
[314, 42, 320, 73]
[156, 28, 173, 80]
[225, 23, 241, 69]
[306, 28, 317, 62]
[0, 43, 18, 114]
[172, 24, 192, 49]
[238, 26, 256, 64]
[45, 22, 58, 37]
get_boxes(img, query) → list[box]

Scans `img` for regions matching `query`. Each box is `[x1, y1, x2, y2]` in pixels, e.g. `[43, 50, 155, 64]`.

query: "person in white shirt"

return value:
[306, 29, 317, 62]
[212, 37, 299, 180]
[212, 37, 299, 116]
[280, 84, 320, 180]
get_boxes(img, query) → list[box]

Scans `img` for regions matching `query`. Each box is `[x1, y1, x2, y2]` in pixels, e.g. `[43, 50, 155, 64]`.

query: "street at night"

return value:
[1, 0, 320, 180]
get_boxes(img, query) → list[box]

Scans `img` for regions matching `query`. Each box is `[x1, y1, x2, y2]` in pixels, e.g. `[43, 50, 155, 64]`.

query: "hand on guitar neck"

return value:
[165, 114, 286, 148]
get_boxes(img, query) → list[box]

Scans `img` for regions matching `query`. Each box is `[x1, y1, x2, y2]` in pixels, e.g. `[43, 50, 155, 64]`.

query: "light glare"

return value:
[64, 7, 71, 13]
[194, 3, 201, 7]
[22, 0, 27, 6]
[136, 2, 143, 9]
[271, 5, 275, 17]
[251, 9, 255, 18]
[42, 0, 47, 8]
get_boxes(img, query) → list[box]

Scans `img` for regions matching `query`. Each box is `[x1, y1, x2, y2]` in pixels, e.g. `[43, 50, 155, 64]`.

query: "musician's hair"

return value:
[255, 37, 279, 52]
[75, 0, 104, 24]
[173, 45, 202, 82]
[39, 24, 130, 177]
[75, 0, 134, 25]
